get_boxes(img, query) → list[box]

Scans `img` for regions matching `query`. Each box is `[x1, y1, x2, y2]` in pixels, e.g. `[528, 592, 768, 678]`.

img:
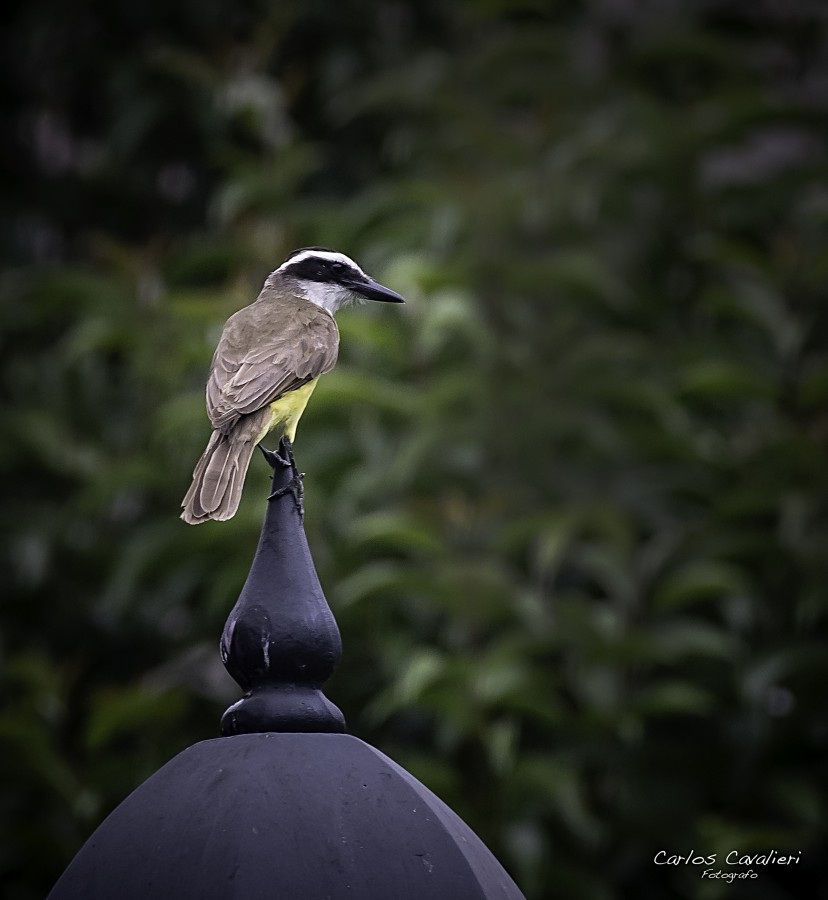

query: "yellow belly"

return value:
[258, 379, 319, 444]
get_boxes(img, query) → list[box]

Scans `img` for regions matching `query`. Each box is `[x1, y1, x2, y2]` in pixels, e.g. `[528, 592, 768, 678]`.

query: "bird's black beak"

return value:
[348, 275, 406, 303]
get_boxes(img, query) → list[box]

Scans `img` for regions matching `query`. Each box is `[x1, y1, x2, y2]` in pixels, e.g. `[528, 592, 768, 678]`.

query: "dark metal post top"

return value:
[219, 441, 345, 735]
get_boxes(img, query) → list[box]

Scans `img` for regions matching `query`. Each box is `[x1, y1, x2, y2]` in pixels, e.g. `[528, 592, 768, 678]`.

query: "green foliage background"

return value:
[2, 2, 827, 898]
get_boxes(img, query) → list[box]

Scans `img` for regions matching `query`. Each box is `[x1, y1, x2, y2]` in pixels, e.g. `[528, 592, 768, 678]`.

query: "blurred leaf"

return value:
[654, 560, 746, 611]
[633, 681, 714, 716]
[85, 685, 188, 752]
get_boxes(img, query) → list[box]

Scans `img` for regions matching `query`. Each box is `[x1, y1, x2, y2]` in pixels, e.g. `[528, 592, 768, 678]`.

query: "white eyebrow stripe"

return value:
[276, 250, 365, 275]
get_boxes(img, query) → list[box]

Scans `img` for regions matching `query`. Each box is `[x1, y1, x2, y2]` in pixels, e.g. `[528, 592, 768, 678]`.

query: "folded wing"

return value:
[207, 305, 339, 433]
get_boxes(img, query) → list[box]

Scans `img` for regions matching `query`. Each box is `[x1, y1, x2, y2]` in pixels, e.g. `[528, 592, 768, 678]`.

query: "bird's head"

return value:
[270, 247, 406, 314]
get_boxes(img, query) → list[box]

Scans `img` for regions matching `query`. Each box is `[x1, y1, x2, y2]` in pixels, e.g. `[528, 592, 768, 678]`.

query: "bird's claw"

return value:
[264, 437, 305, 519]
[268, 471, 305, 520]
[259, 444, 291, 468]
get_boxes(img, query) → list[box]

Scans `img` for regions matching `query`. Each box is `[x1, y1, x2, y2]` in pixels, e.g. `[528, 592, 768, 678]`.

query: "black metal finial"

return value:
[219, 439, 346, 735]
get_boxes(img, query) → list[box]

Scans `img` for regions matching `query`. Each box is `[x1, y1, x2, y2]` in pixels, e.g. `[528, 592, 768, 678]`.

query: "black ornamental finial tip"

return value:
[220, 437, 345, 734]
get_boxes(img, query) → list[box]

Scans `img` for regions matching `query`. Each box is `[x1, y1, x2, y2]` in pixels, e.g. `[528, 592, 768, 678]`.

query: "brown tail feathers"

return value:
[181, 430, 259, 524]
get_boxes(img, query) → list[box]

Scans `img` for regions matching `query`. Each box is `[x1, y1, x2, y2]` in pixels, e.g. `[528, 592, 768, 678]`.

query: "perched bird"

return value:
[181, 247, 405, 524]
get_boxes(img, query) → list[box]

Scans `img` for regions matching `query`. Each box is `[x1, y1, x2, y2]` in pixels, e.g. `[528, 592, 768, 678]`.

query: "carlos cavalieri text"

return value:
[654, 850, 801, 866]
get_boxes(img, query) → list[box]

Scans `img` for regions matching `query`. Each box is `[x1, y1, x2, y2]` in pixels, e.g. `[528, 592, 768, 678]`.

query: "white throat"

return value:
[297, 279, 356, 315]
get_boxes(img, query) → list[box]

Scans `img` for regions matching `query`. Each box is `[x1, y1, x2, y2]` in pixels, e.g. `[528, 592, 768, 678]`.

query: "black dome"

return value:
[49, 732, 524, 900]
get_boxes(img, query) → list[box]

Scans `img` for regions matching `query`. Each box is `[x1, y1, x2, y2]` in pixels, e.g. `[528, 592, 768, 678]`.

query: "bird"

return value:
[181, 247, 405, 524]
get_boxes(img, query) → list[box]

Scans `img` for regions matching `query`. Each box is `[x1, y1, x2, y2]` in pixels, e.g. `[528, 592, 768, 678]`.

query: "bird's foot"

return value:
[259, 444, 291, 469]
[268, 470, 305, 520]
[265, 436, 305, 519]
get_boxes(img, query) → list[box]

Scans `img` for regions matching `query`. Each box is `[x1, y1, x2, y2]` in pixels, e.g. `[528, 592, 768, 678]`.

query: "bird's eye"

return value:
[331, 262, 346, 273]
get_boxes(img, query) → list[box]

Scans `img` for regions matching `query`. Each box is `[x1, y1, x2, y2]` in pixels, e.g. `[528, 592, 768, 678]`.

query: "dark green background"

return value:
[2, 2, 827, 898]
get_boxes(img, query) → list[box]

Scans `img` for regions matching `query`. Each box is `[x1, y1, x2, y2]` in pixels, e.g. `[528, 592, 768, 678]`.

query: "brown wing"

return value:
[206, 299, 339, 433]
